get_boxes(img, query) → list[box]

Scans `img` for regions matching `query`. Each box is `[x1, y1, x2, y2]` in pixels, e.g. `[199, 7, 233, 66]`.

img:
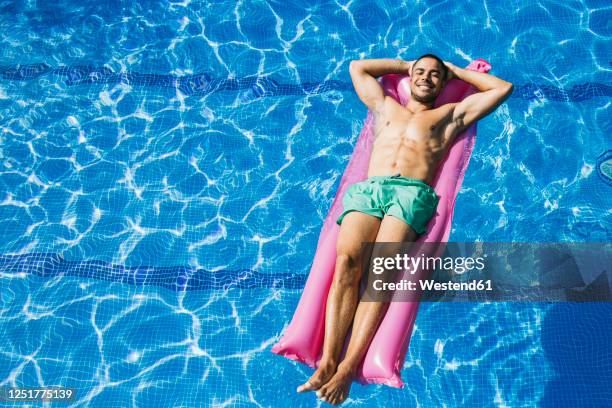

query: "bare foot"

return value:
[296, 362, 337, 393]
[316, 367, 354, 405]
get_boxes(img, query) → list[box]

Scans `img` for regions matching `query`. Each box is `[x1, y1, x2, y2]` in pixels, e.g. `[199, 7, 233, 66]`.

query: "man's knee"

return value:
[333, 252, 362, 288]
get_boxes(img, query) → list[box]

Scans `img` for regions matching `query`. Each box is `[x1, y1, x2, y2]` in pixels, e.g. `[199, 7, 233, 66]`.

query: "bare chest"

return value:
[373, 113, 449, 149]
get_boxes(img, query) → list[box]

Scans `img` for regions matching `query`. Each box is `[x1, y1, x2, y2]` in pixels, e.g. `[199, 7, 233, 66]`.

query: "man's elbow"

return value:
[349, 60, 362, 73]
[493, 82, 513, 103]
[502, 82, 514, 97]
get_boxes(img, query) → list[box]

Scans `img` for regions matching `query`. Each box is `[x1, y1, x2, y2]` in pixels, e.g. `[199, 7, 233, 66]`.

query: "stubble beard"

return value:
[410, 90, 436, 104]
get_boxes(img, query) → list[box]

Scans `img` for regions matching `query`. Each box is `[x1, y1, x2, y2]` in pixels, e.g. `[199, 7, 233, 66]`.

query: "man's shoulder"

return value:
[419, 102, 458, 123]
[369, 96, 401, 121]
[433, 101, 459, 114]
[380, 95, 404, 112]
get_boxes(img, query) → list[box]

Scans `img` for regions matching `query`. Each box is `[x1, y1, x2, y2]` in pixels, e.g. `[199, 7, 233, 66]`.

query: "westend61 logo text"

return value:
[371, 253, 486, 275]
[362, 243, 612, 302]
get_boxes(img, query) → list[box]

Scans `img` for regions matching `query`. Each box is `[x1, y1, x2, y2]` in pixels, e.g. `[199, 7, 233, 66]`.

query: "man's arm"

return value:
[446, 62, 513, 132]
[349, 59, 411, 115]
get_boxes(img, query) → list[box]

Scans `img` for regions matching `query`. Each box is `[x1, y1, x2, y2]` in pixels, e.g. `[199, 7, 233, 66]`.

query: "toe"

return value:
[296, 380, 313, 393]
[334, 390, 342, 405]
[318, 386, 330, 401]
[334, 391, 343, 405]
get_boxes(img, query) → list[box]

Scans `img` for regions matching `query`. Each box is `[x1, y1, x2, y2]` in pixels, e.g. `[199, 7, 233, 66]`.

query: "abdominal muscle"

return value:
[367, 113, 451, 184]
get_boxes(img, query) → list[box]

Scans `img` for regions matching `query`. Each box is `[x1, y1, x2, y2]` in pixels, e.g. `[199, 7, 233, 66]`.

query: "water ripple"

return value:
[1, 63, 610, 101]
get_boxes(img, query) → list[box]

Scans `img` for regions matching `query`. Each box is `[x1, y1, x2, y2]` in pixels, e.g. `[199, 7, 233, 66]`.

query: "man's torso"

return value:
[368, 97, 459, 184]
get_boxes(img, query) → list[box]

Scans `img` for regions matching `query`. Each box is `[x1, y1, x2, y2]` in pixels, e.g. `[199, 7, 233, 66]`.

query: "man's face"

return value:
[410, 58, 446, 104]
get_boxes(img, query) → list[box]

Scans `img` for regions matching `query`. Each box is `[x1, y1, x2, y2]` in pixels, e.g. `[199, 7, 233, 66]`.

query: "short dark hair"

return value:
[413, 53, 448, 80]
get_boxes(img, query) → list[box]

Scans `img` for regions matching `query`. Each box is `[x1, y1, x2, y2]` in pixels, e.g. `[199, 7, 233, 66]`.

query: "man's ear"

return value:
[443, 72, 453, 86]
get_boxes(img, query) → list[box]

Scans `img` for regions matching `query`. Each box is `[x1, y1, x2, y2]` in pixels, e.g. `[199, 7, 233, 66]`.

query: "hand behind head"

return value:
[443, 61, 457, 82]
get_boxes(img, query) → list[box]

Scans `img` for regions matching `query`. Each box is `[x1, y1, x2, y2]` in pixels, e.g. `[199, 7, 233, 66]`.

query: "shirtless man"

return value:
[296, 54, 513, 405]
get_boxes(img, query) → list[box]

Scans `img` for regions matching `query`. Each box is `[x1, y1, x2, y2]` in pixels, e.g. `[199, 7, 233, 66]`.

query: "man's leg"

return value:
[297, 211, 381, 393]
[317, 215, 417, 405]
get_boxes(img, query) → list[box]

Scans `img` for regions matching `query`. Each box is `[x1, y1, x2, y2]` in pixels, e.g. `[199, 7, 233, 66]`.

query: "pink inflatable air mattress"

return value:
[272, 59, 492, 387]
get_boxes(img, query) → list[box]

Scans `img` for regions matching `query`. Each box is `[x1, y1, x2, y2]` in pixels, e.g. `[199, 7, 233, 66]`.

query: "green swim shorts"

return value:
[336, 174, 440, 235]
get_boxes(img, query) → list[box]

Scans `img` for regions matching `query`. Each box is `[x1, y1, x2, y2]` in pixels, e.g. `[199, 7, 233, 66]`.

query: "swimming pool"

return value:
[0, 0, 611, 406]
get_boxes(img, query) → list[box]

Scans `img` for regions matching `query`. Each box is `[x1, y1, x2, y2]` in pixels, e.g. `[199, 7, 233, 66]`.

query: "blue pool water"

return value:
[1, 0, 611, 407]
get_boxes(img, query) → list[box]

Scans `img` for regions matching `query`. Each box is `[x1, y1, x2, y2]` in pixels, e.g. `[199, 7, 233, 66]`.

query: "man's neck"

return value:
[405, 98, 434, 113]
